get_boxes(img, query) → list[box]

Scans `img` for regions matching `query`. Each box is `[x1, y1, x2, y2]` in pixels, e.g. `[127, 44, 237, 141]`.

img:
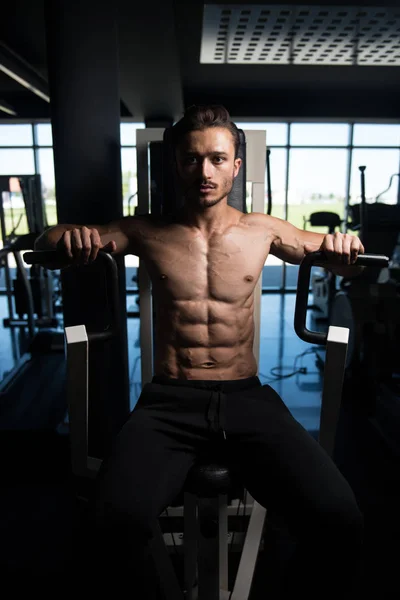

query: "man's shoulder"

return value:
[123, 212, 172, 230]
[131, 211, 176, 222]
[239, 212, 286, 246]
[240, 211, 274, 228]
[241, 212, 287, 228]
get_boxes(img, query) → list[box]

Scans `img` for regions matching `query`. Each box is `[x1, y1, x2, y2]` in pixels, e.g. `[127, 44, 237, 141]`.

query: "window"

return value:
[291, 123, 349, 146]
[121, 147, 138, 215]
[267, 147, 287, 221]
[237, 122, 288, 145]
[0, 119, 398, 291]
[288, 148, 348, 232]
[0, 124, 33, 146]
[37, 148, 57, 225]
[353, 124, 400, 147]
[350, 149, 400, 205]
[35, 124, 53, 146]
[120, 122, 145, 146]
[0, 149, 35, 175]
[120, 123, 145, 218]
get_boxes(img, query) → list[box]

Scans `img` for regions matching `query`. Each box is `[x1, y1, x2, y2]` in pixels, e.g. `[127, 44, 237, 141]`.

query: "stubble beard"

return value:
[185, 174, 235, 210]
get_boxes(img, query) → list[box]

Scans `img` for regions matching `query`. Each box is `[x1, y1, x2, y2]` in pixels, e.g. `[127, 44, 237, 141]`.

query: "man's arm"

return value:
[34, 215, 151, 268]
[267, 215, 364, 277]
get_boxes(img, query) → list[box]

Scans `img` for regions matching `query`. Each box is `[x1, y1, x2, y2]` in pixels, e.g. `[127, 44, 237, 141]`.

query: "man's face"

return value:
[175, 127, 242, 210]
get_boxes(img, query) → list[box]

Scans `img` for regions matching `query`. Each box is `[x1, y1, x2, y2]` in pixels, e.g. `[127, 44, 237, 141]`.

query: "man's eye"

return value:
[185, 157, 197, 165]
[214, 157, 224, 163]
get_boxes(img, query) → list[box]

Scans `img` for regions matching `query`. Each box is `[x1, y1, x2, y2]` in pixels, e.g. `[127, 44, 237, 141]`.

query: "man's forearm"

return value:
[33, 225, 74, 269]
[34, 225, 70, 251]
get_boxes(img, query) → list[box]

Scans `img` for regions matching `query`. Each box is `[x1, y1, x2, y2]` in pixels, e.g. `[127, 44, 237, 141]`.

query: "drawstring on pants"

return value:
[206, 383, 227, 440]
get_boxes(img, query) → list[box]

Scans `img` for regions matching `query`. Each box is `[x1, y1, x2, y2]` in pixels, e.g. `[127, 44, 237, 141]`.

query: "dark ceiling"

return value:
[0, 0, 400, 122]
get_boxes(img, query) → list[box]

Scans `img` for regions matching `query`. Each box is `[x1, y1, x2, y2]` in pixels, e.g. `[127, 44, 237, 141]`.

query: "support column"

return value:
[44, 0, 130, 458]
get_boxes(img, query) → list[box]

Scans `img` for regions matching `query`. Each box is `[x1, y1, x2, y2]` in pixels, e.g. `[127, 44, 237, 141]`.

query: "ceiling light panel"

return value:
[200, 5, 400, 65]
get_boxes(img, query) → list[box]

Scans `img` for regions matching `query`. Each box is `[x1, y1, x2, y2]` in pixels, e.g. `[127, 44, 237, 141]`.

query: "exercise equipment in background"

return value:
[0, 175, 64, 430]
[329, 166, 400, 381]
[304, 211, 344, 320]
[315, 166, 400, 460]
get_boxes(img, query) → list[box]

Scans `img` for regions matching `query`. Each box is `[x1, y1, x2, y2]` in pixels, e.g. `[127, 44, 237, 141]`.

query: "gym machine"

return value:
[311, 165, 400, 361]
[24, 244, 386, 599]
[0, 175, 61, 347]
[328, 167, 400, 382]
[0, 175, 64, 429]
[329, 168, 400, 466]
[307, 166, 400, 325]
[24, 122, 387, 598]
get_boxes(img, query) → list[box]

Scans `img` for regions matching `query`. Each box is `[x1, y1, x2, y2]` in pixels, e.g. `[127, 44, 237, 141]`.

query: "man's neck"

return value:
[178, 201, 237, 236]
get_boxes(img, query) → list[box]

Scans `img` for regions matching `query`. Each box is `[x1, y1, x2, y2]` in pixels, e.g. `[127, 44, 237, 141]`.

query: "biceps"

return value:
[96, 216, 148, 257]
[270, 244, 299, 264]
[270, 233, 303, 264]
[90, 221, 130, 254]
[99, 229, 130, 253]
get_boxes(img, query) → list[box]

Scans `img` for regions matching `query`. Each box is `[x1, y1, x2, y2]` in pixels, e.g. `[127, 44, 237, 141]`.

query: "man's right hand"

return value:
[57, 226, 116, 265]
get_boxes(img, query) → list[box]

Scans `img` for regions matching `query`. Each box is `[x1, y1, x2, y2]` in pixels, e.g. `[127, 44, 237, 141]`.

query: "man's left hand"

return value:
[304, 232, 365, 265]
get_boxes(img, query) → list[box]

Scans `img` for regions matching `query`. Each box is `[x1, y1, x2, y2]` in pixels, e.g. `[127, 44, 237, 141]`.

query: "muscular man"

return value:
[36, 106, 364, 598]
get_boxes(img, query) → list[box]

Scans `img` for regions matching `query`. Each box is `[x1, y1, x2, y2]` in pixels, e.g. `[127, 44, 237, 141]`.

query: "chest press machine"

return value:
[24, 127, 388, 600]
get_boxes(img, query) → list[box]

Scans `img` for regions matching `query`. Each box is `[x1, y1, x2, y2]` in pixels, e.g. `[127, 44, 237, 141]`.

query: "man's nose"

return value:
[201, 159, 213, 179]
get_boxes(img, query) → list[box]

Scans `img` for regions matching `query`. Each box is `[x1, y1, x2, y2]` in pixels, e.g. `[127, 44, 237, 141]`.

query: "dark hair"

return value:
[170, 105, 240, 158]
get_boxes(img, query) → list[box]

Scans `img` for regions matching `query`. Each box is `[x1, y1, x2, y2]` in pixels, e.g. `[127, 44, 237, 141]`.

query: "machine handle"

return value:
[23, 250, 120, 343]
[294, 251, 390, 345]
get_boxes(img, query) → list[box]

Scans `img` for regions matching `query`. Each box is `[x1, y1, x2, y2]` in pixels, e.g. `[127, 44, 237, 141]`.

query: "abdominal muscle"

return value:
[153, 299, 258, 380]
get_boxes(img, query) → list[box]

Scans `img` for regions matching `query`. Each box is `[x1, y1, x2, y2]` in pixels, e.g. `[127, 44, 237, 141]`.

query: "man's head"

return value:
[170, 105, 242, 210]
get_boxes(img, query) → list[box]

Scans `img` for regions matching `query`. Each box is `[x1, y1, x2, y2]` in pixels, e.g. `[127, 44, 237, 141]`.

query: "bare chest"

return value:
[142, 225, 270, 303]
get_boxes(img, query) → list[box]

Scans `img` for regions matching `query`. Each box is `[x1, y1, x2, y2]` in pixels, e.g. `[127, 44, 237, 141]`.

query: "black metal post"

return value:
[44, 0, 130, 458]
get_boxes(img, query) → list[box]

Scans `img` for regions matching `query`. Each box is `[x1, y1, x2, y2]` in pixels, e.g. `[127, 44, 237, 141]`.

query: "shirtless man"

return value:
[36, 106, 364, 598]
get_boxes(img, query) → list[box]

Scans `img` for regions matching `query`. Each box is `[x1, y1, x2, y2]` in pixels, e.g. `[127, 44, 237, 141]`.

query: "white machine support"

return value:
[136, 128, 165, 384]
[319, 325, 349, 456]
[64, 324, 102, 477]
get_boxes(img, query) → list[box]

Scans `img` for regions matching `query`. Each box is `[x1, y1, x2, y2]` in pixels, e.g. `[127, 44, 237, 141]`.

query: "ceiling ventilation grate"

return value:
[200, 5, 400, 65]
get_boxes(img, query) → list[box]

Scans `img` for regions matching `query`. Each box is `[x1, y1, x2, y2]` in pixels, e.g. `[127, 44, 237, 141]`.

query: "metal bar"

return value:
[13, 250, 35, 339]
[343, 123, 354, 233]
[282, 124, 291, 290]
[149, 522, 185, 600]
[197, 498, 220, 600]
[159, 502, 255, 519]
[0, 99, 17, 116]
[266, 149, 272, 215]
[184, 492, 198, 599]
[0, 41, 50, 102]
[359, 165, 367, 243]
[0, 191, 16, 331]
[294, 251, 389, 345]
[230, 501, 267, 600]
[32, 125, 40, 179]
[218, 495, 229, 591]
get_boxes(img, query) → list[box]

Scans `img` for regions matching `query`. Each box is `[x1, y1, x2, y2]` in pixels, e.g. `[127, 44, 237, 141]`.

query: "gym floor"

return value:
[0, 293, 398, 596]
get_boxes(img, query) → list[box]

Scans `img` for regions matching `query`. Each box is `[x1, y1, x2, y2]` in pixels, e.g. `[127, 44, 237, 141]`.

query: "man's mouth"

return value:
[199, 185, 215, 192]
